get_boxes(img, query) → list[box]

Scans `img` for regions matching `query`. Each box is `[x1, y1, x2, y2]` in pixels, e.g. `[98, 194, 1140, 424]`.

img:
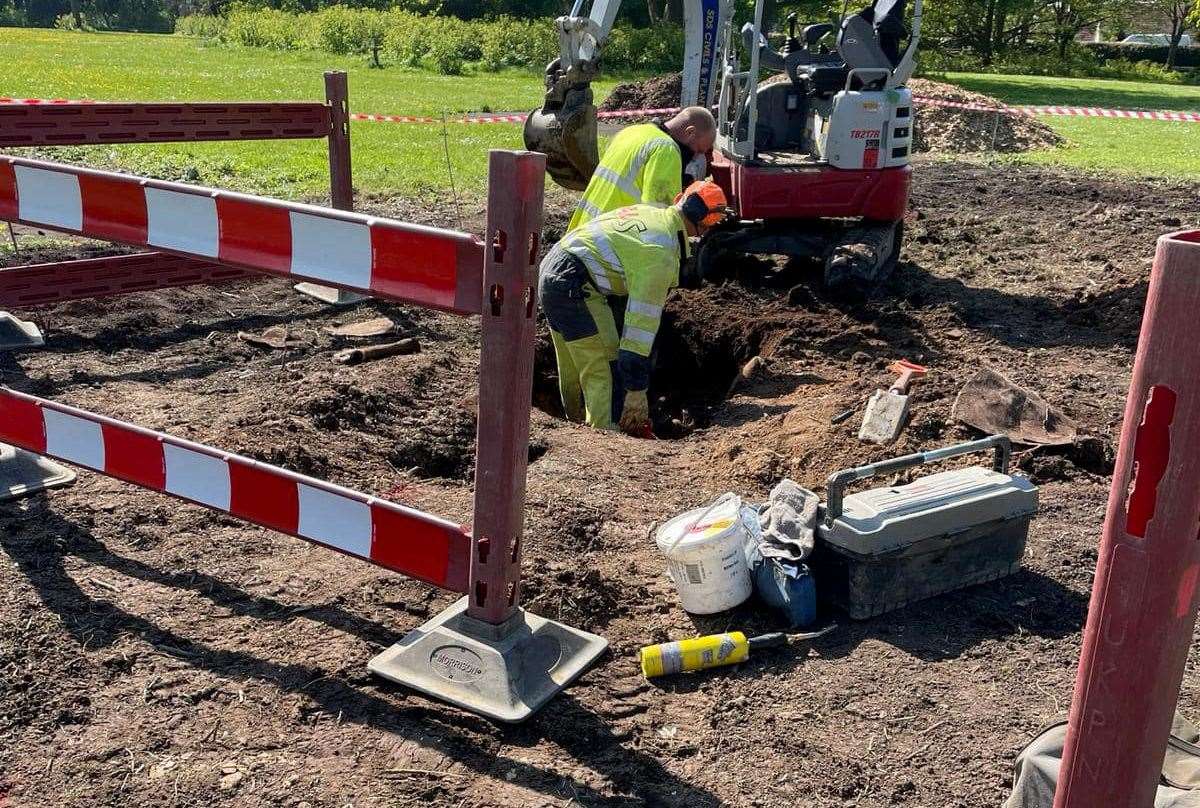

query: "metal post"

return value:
[467, 150, 544, 625]
[294, 70, 365, 306]
[325, 70, 353, 212]
[1055, 230, 1200, 808]
[368, 150, 606, 722]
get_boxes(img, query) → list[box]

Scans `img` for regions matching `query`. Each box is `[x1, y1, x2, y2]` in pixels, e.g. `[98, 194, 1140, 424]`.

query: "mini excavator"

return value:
[524, 0, 921, 292]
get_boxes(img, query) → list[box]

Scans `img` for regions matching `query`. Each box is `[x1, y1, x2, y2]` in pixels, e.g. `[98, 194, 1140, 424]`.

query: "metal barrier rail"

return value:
[0, 155, 485, 315]
[0, 252, 253, 307]
[0, 101, 332, 147]
[0, 72, 356, 314]
[0, 387, 471, 591]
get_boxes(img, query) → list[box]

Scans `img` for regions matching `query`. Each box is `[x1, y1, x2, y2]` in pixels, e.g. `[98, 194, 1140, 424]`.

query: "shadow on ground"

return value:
[1, 499, 722, 807]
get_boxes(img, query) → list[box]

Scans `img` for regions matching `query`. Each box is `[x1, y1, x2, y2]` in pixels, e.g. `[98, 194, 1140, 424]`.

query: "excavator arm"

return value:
[523, 0, 731, 190]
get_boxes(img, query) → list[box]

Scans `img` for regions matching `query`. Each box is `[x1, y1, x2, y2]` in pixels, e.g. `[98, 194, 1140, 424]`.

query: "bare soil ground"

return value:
[2, 158, 1199, 808]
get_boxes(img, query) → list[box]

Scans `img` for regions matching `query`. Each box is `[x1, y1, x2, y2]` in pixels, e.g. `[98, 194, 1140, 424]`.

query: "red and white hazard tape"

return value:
[911, 95, 1200, 123]
[1021, 104, 1200, 122]
[0, 97, 97, 105]
[4, 95, 1198, 124]
[348, 99, 1200, 124]
[350, 106, 686, 123]
[0, 387, 471, 591]
[352, 112, 527, 124]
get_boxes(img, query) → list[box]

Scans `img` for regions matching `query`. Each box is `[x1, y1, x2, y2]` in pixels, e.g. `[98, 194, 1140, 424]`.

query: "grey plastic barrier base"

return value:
[293, 283, 367, 306]
[369, 596, 608, 723]
[0, 443, 76, 502]
[0, 312, 44, 350]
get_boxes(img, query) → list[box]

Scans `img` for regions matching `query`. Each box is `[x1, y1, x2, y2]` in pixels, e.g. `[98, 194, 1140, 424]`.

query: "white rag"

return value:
[756, 479, 818, 562]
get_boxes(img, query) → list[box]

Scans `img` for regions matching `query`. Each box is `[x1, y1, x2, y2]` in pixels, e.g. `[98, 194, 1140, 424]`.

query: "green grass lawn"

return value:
[936, 72, 1200, 178]
[0, 27, 634, 200]
[3, 28, 1199, 201]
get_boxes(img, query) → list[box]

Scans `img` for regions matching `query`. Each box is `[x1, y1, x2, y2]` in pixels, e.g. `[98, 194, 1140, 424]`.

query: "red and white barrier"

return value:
[0, 253, 254, 309]
[1054, 231, 1200, 807]
[0, 149, 606, 721]
[0, 387, 471, 591]
[0, 156, 484, 315]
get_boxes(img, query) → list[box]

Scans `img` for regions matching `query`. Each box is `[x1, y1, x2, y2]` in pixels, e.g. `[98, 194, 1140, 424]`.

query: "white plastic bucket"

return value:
[655, 493, 753, 614]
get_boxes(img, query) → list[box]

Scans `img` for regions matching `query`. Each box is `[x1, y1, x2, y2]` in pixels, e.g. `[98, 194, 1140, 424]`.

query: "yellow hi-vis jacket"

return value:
[559, 204, 690, 390]
[567, 123, 683, 232]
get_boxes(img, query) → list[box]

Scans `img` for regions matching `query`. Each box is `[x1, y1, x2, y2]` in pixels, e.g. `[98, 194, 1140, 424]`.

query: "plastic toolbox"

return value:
[812, 436, 1038, 620]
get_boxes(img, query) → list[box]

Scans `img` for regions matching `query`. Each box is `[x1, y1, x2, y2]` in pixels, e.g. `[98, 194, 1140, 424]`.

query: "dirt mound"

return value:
[908, 78, 1064, 154]
[598, 72, 682, 113]
[598, 73, 1063, 154]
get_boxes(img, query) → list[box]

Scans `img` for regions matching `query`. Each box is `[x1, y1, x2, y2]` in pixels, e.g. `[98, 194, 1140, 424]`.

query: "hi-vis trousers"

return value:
[538, 246, 626, 430]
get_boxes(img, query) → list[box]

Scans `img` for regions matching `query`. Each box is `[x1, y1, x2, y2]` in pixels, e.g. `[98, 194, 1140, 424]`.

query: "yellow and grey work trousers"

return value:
[538, 246, 626, 430]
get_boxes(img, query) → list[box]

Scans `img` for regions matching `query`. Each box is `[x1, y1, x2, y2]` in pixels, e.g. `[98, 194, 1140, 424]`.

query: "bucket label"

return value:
[688, 517, 735, 537]
[430, 645, 485, 683]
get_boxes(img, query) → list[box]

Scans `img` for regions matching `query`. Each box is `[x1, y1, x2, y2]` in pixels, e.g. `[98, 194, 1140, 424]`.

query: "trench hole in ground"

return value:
[533, 296, 769, 439]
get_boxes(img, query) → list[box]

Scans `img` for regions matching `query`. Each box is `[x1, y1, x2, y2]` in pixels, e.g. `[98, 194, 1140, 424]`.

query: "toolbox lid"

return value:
[819, 466, 1038, 556]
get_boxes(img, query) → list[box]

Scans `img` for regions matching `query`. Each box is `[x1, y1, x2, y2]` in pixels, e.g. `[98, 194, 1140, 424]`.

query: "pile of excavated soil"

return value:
[598, 73, 1064, 154]
[907, 77, 1064, 154]
[598, 72, 683, 113]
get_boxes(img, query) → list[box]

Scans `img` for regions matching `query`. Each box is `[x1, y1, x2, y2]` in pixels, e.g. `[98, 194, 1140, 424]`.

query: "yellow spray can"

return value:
[638, 632, 786, 678]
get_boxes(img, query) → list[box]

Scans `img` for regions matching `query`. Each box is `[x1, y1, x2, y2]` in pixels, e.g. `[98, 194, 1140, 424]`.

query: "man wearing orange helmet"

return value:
[539, 180, 729, 435]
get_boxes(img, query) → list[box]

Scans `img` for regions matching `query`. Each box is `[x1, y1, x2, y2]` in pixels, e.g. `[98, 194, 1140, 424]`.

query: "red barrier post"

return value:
[368, 151, 606, 722]
[325, 71, 353, 212]
[1056, 230, 1200, 808]
[467, 150, 544, 625]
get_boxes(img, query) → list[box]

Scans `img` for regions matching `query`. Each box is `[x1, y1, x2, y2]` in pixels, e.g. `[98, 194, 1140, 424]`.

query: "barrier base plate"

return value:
[293, 283, 366, 306]
[369, 596, 607, 723]
[0, 312, 45, 350]
[0, 443, 76, 502]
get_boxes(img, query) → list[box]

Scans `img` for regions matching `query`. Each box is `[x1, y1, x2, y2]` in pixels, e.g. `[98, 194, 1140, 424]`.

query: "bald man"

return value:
[568, 106, 717, 231]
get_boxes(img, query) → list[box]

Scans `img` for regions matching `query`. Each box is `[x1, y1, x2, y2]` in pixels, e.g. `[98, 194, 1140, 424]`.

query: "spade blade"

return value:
[858, 389, 910, 445]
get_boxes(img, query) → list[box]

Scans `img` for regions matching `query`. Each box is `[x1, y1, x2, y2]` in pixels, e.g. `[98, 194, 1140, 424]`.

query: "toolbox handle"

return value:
[823, 435, 1012, 526]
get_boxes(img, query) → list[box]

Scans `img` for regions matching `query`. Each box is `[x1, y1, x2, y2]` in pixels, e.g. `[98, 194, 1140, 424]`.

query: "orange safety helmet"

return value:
[675, 180, 729, 228]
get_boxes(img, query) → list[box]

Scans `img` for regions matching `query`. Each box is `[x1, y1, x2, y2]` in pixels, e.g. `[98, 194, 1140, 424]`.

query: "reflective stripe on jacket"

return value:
[568, 124, 683, 232]
[559, 204, 689, 388]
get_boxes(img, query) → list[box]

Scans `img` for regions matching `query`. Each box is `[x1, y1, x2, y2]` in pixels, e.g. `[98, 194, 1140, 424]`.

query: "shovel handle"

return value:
[823, 435, 1012, 526]
[887, 359, 927, 394]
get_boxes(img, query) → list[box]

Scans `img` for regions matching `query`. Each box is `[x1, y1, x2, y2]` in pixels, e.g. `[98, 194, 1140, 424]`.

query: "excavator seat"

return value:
[747, 0, 908, 150]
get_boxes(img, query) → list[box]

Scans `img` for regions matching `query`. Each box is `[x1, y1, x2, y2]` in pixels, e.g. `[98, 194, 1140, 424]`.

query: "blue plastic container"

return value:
[753, 558, 817, 628]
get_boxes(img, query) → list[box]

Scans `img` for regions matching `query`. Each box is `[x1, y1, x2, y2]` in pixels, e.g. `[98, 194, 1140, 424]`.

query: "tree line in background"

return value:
[1, 0, 1197, 76]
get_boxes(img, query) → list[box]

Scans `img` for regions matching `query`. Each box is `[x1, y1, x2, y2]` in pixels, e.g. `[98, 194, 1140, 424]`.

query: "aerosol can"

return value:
[638, 632, 786, 678]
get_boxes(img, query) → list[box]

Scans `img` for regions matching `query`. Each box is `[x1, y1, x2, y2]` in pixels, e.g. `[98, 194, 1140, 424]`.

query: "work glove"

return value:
[618, 389, 652, 437]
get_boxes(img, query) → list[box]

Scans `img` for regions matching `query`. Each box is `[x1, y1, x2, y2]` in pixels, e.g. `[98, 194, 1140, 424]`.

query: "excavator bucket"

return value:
[523, 85, 599, 192]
